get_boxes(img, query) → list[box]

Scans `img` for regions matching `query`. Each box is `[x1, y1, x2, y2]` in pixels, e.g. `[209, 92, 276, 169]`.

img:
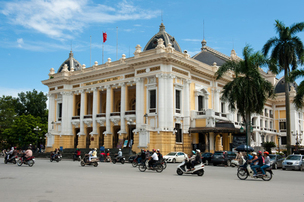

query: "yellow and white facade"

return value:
[42, 23, 304, 154]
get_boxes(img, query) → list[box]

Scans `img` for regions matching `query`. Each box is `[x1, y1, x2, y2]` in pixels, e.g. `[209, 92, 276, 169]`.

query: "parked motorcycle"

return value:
[17, 156, 35, 167]
[237, 162, 273, 181]
[80, 154, 98, 167]
[50, 152, 62, 162]
[138, 160, 163, 173]
[112, 155, 125, 164]
[4, 152, 17, 164]
[176, 159, 205, 176]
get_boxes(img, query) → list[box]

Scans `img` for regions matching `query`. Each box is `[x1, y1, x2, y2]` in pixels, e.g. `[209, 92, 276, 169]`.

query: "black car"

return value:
[201, 152, 212, 165]
[269, 154, 284, 169]
[211, 151, 236, 166]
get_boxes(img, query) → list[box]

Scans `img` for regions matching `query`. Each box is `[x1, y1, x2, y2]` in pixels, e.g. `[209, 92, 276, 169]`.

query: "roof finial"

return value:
[161, 10, 163, 23]
[159, 22, 165, 32]
[203, 20, 205, 40]
[201, 20, 207, 50]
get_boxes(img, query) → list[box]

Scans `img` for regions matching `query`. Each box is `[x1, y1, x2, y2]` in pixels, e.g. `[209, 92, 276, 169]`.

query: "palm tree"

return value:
[215, 45, 274, 146]
[262, 20, 304, 155]
[290, 69, 304, 109]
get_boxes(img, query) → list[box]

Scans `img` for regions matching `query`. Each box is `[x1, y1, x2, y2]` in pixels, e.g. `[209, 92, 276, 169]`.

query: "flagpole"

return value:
[90, 36, 91, 67]
[102, 32, 104, 64]
[116, 27, 118, 60]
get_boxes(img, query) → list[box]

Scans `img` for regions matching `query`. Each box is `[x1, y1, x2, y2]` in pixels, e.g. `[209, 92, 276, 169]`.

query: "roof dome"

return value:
[57, 51, 82, 73]
[143, 23, 182, 52]
[274, 77, 298, 94]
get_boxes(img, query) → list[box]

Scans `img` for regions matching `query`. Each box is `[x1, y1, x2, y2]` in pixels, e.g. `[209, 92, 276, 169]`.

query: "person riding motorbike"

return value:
[74, 148, 81, 160]
[140, 150, 146, 164]
[7, 147, 14, 160]
[88, 148, 97, 162]
[157, 149, 163, 161]
[106, 149, 111, 162]
[251, 151, 264, 177]
[23, 147, 33, 162]
[116, 149, 122, 161]
[148, 149, 159, 169]
[260, 151, 270, 176]
[187, 150, 196, 171]
[191, 149, 202, 170]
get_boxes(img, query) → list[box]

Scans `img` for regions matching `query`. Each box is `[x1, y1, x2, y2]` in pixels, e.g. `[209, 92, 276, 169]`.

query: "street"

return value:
[0, 158, 303, 202]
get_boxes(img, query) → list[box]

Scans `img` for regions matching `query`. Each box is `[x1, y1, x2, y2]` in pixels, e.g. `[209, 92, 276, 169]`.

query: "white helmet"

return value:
[119, 149, 121, 151]
[196, 149, 200, 153]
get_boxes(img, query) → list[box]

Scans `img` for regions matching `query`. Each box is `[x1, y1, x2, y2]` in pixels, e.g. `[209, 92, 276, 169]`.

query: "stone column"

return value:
[167, 74, 174, 131]
[214, 89, 220, 112]
[120, 83, 126, 133]
[183, 79, 191, 133]
[47, 93, 55, 147]
[156, 74, 165, 130]
[135, 78, 143, 128]
[78, 90, 85, 136]
[91, 87, 98, 135]
[105, 85, 112, 134]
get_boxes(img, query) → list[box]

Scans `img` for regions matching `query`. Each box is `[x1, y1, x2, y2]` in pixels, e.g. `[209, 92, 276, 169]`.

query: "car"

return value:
[211, 151, 236, 166]
[201, 152, 212, 165]
[282, 154, 304, 171]
[269, 154, 284, 169]
[163, 152, 188, 163]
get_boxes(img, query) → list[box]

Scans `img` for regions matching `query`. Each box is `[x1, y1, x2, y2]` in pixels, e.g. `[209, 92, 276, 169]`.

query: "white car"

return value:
[163, 152, 188, 163]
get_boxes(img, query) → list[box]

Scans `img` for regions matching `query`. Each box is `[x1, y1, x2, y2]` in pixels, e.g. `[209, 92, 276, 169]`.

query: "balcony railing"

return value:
[110, 112, 120, 116]
[58, 117, 62, 121]
[149, 108, 156, 113]
[197, 111, 206, 115]
[72, 116, 80, 120]
[176, 109, 181, 114]
[84, 115, 92, 119]
[125, 111, 136, 115]
[215, 112, 220, 116]
[270, 114, 273, 118]
[96, 113, 106, 117]
[265, 113, 269, 117]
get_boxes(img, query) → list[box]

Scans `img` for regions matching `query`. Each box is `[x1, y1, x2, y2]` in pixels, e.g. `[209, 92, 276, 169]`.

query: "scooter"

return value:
[50, 152, 62, 162]
[176, 159, 205, 176]
[4, 152, 17, 164]
[112, 155, 125, 164]
[17, 156, 35, 167]
[138, 160, 163, 173]
[237, 162, 273, 181]
[80, 154, 98, 167]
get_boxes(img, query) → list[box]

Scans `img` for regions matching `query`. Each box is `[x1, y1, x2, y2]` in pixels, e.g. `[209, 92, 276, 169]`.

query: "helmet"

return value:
[152, 149, 156, 152]
[192, 150, 196, 154]
[94, 148, 97, 151]
[143, 150, 146, 152]
[119, 149, 121, 151]
[258, 151, 262, 155]
[196, 149, 200, 153]
[107, 149, 110, 151]
[157, 149, 160, 151]
[264, 151, 269, 155]
[252, 152, 257, 155]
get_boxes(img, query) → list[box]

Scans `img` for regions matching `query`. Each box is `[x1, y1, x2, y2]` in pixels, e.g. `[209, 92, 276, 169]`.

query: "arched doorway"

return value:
[113, 126, 120, 148]
[86, 127, 92, 148]
[74, 128, 80, 148]
[99, 127, 106, 148]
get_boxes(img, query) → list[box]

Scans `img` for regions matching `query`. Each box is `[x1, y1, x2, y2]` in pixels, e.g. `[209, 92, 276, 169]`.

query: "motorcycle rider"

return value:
[106, 149, 111, 162]
[7, 147, 14, 160]
[187, 150, 196, 171]
[116, 148, 122, 161]
[149, 149, 158, 169]
[191, 149, 202, 170]
[261, 151, 270, 176]
[23, 147, 33, 162]
[140, 150, 146, 164]
[251, 151, 264, 177]
[157, 149, 163, 161]
[74, 148, 81, 160]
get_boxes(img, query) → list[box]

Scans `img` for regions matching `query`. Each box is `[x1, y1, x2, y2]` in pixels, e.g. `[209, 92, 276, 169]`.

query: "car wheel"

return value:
[282, 167, 286, 170]
[172, 159, 176, 163]
[205, 160, 209, 165]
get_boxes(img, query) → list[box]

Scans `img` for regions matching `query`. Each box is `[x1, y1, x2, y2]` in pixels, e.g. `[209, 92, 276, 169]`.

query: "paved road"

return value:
[0, 158, 303, 202]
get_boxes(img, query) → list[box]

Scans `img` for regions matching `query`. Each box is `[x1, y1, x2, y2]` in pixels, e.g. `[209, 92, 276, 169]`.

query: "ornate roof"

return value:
[143, 23, 182, 52]
[57, 51, 82, 73]
[274, 77, 298, 94]
[192, 39, 233, 66]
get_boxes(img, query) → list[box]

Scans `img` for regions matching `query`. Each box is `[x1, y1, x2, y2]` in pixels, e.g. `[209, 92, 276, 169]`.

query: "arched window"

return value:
[130, 98, 136, 110]
[116, 100, 121, 112]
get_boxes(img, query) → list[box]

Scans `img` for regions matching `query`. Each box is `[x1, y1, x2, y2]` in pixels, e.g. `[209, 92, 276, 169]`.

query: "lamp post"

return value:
[33, 126, 41, 151]
[143, 113, 148, 124]
[277, 136, 281, 153]
[292, 131, 302, 153]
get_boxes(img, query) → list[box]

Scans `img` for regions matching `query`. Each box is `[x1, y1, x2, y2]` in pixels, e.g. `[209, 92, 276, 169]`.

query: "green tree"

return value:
[290, 69, 304, 109]
[3, 114, 47, 149]
[263, 141, 276, 154]
[16, 89, 48, 122]
[215, 45, 274, 146]
[262, 20, 304, 155]
[0, 96, 18, 149]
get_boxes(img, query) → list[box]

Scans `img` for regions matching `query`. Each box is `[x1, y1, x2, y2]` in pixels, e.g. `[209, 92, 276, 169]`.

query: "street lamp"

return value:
[277, 136, 281, 153]
[143, 113, 148, 124]
[34, 126, 41, 151]
[292, 130, 302, 153]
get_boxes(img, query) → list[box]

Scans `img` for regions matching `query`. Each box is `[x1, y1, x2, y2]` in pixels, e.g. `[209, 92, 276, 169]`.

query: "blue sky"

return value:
[0, 0, 303, 98]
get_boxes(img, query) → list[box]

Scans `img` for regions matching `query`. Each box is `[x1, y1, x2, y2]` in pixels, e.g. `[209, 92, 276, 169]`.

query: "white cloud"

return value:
[17, 38, 24, 47]
[0, 87, 32, 98]
[183, 39, 202, 42]
[1, 0, 159, 40]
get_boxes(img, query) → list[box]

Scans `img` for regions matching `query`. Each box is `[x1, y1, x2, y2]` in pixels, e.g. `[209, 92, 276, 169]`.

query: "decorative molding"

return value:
[172, 67, 188, 76]
[83, 119, 92, 127]
[110, 117, 120, 125]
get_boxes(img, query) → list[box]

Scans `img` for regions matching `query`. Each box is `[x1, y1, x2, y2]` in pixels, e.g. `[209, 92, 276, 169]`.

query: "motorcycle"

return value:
[73, 154, 81, 161]
[50, 152, 62, 162]
[17, 156, 35, 167]
[237, 162, 273, 181]
[80, 154, 98, 167]
[176, 159, 205, 176]
[4, 152, 17, 164]
[112, 155, 125, 164]
[138, 160, 163, 173]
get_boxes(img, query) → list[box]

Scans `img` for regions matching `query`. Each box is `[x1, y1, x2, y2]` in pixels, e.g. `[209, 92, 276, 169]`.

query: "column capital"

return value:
[134, 77, 143, 83]
[119, 82, 126, 87]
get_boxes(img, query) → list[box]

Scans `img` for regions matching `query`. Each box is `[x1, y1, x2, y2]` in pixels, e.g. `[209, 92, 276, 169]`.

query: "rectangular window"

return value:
[149, 90, 156, 113]
[175, 123, 182, 143]
[281, 136, 287, 145]
[176, 90, 181, 113]
[58, 103, 62, 121]
[221, 102, 225, 113]
[198, 96, 204, 111]
[279, 122, 286, 130]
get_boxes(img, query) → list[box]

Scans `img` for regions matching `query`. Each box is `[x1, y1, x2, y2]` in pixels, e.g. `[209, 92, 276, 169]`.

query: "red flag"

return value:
[103, 32, 107, 43]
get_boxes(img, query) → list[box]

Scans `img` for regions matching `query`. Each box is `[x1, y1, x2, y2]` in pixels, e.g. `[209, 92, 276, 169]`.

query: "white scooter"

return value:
[176, 158, 205, 176]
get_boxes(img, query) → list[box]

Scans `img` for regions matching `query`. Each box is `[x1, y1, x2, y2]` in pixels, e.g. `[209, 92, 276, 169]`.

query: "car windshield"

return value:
[286, 155, 301, 160]
[166, 152, 177, 156]
[269, 155, 276, 160]
[214, 153, 223, 156]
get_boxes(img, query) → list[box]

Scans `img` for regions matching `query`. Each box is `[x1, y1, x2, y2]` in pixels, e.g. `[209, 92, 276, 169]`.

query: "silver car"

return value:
[282, 155, 303, 171]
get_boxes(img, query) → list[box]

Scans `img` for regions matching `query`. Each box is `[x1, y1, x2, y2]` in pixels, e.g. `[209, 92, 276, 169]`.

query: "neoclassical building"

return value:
[42, 23, 304, 154]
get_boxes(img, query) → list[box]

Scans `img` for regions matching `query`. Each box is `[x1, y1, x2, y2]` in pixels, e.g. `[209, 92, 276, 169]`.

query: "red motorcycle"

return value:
[17, 156, 35, 167]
